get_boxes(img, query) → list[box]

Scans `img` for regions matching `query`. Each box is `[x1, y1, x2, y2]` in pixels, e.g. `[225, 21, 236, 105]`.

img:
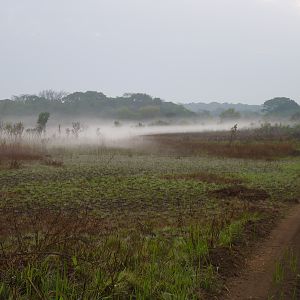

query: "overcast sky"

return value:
[1, 0, 300, 104]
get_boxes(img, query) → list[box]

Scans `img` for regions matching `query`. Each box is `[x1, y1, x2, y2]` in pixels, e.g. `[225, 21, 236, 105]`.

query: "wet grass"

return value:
[0, 140, 299, 299]
[0, 207, 260, 299]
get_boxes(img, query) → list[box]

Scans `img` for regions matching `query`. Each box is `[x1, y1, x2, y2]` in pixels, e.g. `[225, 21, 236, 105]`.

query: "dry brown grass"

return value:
[0, 141, 43, 162]
[0, 207, 106, 277]
[143, 134, 299, 159]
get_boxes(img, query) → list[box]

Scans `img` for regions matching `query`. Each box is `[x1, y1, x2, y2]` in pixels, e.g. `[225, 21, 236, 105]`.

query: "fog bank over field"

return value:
[1, 93, 299, 150]
[1, 114, 294, 148]
[42, 120, 259, 148]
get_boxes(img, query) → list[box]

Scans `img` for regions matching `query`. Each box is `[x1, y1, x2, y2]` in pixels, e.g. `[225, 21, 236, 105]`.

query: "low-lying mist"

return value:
[1, 116, 298, 160]
[27, 119, 261, 149]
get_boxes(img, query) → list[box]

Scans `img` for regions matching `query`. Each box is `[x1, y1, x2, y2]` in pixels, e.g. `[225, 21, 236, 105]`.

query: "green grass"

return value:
[0, 212, 257, 299]
[269, 249, 300, 300]
[0, 145, 299, 299]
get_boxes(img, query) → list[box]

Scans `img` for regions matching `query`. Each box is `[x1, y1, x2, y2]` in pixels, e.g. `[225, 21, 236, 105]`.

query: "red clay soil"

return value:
[224, 204, 300, 300]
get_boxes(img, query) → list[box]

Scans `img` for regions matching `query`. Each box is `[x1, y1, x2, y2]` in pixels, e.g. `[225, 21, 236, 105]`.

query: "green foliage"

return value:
[291, 111, 300, 122]
[270, 248, 300, 299]
[184, 102, 262, 117]
[139, 105, 161, 119]
[219, 108, 241, 120]
[0, 91, 195, 120]
[263, 97, 300, 118]
[117, 106, 138, 119]
[219, 213, 260, 247]
[197, 110, 212, 119]
[273, 262, 285, 284]
[0, 207, 257, 299]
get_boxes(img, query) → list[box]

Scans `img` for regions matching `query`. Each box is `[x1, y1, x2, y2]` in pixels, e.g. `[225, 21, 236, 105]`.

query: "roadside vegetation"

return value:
[269, 248, 300, 299]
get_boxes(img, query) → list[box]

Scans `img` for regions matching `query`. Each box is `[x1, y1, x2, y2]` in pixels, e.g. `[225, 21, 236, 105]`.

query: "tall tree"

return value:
[262, 97, 299, 117]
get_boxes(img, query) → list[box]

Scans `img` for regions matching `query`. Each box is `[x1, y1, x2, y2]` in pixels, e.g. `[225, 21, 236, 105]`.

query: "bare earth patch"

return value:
[224, 204, 300, 300]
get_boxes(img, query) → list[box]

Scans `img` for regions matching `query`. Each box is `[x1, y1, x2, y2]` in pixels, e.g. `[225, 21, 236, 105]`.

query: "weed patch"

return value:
[212, 185, 270, 201]
[163, 172, 242, 185]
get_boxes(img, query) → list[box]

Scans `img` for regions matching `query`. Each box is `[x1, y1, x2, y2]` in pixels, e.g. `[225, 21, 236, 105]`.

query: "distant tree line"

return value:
[0, 90, 194, 120]
[185, 97, 300, 121]
[0, 91, 299, 122]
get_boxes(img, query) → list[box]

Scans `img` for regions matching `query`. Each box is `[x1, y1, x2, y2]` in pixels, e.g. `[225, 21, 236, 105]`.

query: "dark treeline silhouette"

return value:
[0, 91, 299, 121]
[184, 97, 300, 120]
[0, 91, 194, 120]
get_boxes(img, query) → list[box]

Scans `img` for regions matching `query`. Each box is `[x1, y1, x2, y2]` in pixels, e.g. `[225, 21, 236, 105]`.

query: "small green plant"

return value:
[288, 249, 298, 274]
[273, 261, 284, 285]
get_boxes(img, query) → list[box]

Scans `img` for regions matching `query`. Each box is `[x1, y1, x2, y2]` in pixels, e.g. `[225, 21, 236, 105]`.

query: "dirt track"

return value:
[225, 204, 300, 300]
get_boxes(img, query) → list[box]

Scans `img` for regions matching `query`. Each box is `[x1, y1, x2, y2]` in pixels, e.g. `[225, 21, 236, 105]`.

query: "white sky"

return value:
[0, 0, 300, 104]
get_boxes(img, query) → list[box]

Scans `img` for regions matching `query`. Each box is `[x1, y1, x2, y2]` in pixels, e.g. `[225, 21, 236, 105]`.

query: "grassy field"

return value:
[0, 128, 299, 299]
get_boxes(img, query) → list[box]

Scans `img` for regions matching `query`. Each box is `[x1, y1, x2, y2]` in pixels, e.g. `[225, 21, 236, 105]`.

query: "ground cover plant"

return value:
[268, 248, 300, 299]
[0, 124, 299, 299]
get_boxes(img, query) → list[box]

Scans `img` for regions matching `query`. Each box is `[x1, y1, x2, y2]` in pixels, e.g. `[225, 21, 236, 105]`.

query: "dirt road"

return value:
[225, 204, 300, 300]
